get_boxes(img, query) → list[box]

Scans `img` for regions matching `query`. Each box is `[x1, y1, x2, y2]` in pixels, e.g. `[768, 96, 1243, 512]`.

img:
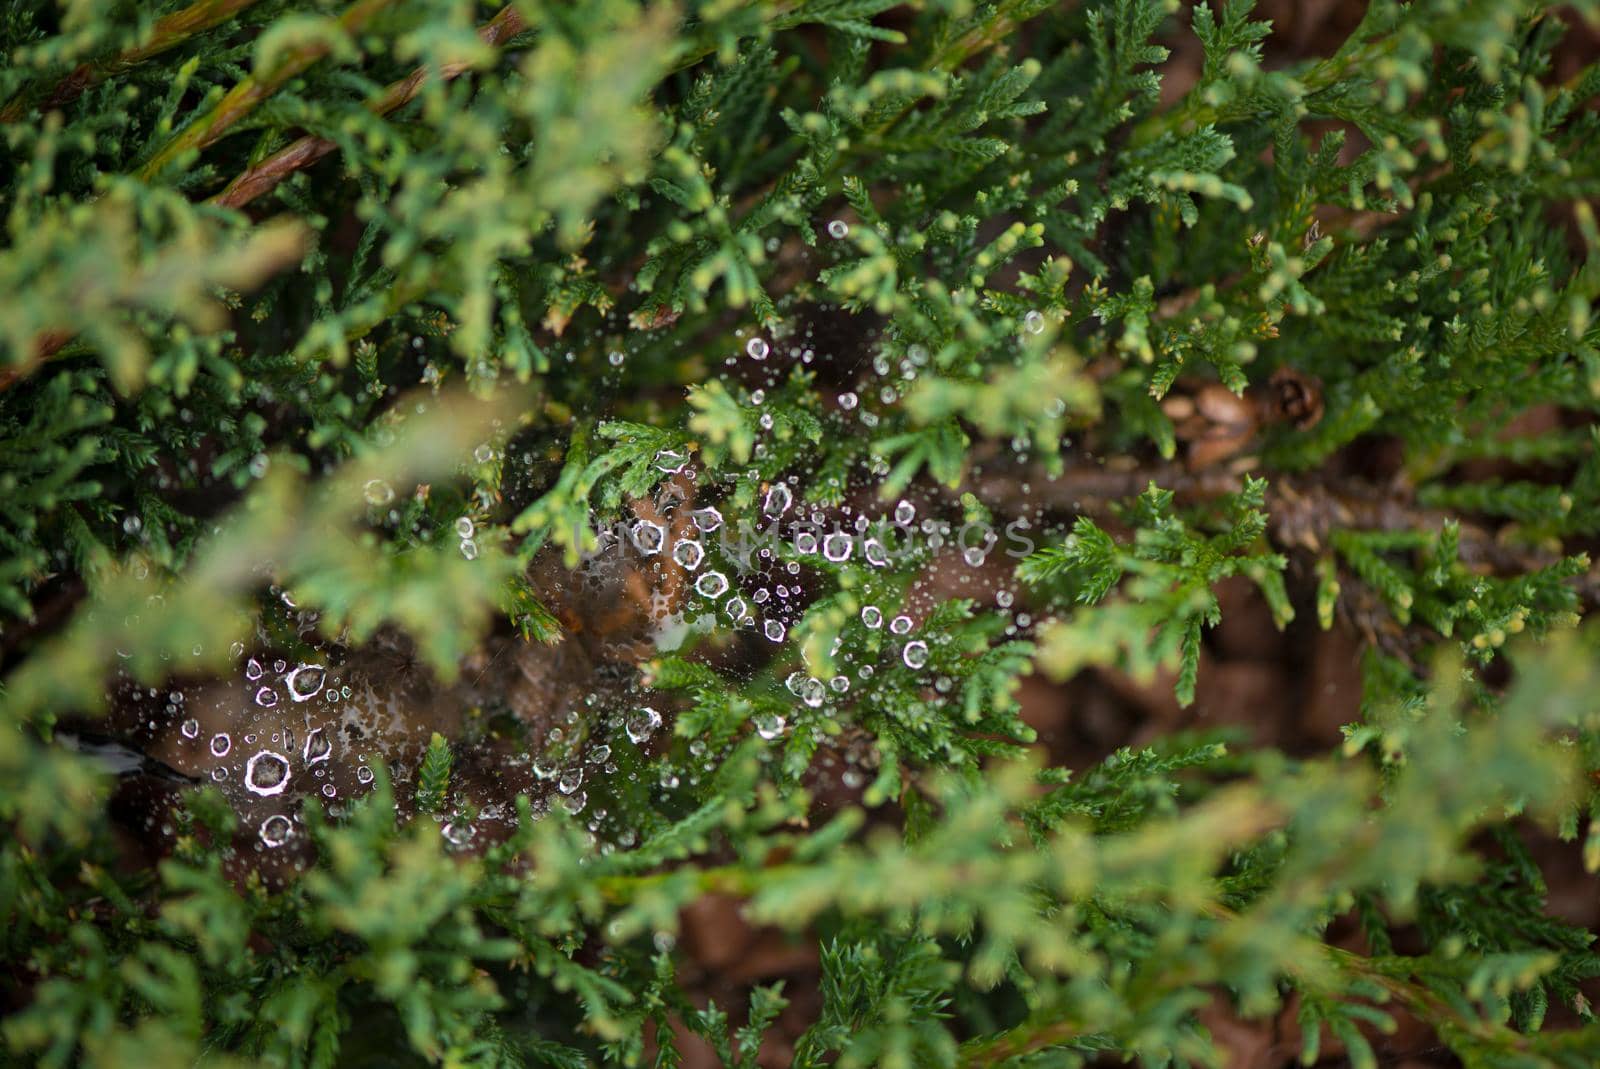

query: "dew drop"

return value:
[364, 479, 395, 506]
[245, 751, 292, 796]
[692, 507, 723, 533]
[255, 686, 279, 708]
[210, 733, 231, 757]
[303, 728, 333, 766]
[245, 658, 263, 681]
[286, 664, 325, 702]
[626, 707, 662, 744]
[672, 540, 704, 569]
[890, 614, 913, 635]
[180, 718, 199, 740]
[631, 520, 666, 555]
[764, 619, 787, 642]
[755, 712, 787, 740]
[902, 641, 929, 669]
[894, 500, 916, 525]
[455, 516, 475, 538]
[861, 605, 883, 628]
[822, 531, 853, 562]
[763, 483, 792, 517]
[746, 337, 770, 360]
[259, 815, 293, 847]
[695, 571, 729, 598]
[827, 219, 850, 239]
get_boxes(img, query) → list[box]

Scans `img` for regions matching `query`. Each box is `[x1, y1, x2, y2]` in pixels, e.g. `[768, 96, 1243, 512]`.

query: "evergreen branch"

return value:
[0, 0, 265, 123]
[213, 4, 531, 211]
[135, 0, 397, 181]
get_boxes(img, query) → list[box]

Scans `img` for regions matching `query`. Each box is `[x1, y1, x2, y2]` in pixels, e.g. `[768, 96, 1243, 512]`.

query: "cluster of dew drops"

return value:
[591, 354, 1040, 785]
[190, 644, 368, 851]
[156, 294, 1051, 856]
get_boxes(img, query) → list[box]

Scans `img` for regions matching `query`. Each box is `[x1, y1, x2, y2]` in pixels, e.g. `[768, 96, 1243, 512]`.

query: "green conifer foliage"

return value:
[3, 0, 1600, 1065]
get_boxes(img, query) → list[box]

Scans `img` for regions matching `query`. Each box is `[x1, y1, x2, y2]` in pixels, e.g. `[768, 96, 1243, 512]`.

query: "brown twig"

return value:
[1, 3, 526, 392]
[213, 4, 529, 211]
[136, 0, 396, 181]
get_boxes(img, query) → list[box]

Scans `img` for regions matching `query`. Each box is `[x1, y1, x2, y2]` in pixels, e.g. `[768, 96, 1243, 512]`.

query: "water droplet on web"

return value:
[356, 765, 375, 785]
[655, 449, 688, 473]
[800, 678, 826, 707]
[695, 571, 728, 598]
[864, 539, 888, 567]
[608, 350, 625, 366]
[1025, 310, 1045, 334]
[827, 219, 850, 239]
[180, 718, 199, 739]
[746, 337, 770, 360]
[559, 768, 585, 794]
[822, 531, 853, 562]
[755, 712, 787, 740]
[830, 675, 850, 693]
[795, 530, 819, 554]
[210, 733, 231, 757]
[245, 658, 263, 681]
[443, 819, 476, 846]
[839, 391, 858, 410]
[902, 641, 929, 669]
[671, 540, 704, 569]
[890, 614, 912, 635]
[626, 707, 662, 744]
[303, 728, 333, 766]
[861, 605, 882, 628]
[692, 507, 723, 532]
[460, 539, 479, 560]
[364, 479, 395, 506]
[455, 516, 475, 538]
[286, 664, 325, 702]
[727, 596, 748, 623]
[963, 546, 986, 566]
[255, 686, 279, 708]
[764, 619, 786, 642]
[245, 751, 291, 796]
[764, 484, 792, 517]
[894, 500, 916, 525]
[259, 815, 293, 847]
[631, 521, 665, 555]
